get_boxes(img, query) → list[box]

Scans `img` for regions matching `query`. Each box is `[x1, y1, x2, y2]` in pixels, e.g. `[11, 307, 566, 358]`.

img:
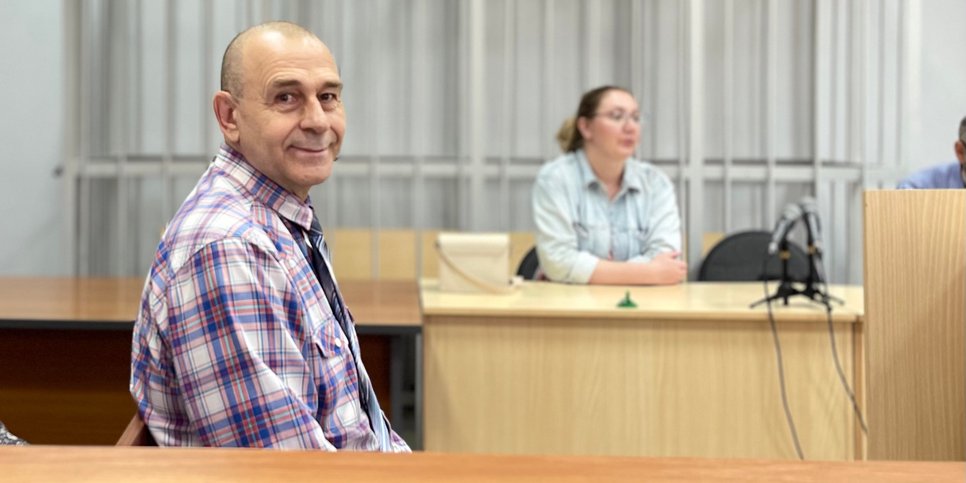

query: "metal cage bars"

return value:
[64, 0, 916, 283]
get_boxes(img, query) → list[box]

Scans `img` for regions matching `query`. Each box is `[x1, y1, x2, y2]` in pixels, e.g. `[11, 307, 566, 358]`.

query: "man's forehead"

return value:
[242, 37, 339, 85]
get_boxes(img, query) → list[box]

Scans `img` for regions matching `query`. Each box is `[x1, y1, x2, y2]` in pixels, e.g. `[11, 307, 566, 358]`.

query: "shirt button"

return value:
[334, 339, 342, 348]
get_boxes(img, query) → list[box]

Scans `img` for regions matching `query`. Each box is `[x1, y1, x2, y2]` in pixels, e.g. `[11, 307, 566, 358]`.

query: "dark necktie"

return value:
[289, 214, 393, 450]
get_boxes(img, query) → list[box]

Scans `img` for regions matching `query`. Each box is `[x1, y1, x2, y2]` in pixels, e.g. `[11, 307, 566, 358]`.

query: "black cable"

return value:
[813, 255, 869, 436]
[761, 255, 805, 460]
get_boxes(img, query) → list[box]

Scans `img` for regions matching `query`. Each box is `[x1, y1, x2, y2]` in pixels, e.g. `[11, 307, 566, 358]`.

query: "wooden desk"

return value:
[421, 280, 865, 459]
[0, 277, 421, 329]
[1, 446, 961, 482]
[0, 278, 421, 445]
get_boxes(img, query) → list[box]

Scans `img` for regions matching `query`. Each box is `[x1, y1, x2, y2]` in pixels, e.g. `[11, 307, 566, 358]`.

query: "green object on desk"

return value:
[617, 291, 637, 308]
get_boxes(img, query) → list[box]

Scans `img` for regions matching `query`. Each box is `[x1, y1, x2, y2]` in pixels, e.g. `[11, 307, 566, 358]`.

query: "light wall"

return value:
[0, 0, 65, 275]
[918, 0, 966, 169]
[1, 0, 964, 279]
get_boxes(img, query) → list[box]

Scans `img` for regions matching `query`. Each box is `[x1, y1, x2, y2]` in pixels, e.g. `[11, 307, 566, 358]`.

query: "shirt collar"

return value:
[214, 143, 316, 231]
[575, 149, 642, 194]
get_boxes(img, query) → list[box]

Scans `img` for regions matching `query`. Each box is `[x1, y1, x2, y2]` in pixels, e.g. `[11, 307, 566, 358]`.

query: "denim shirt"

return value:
[532, 149, 681, 284]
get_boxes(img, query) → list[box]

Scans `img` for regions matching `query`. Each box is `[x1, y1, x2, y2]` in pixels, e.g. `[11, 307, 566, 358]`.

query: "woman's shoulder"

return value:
[626, 158, 673, 187]
[536, 151, 582, 180]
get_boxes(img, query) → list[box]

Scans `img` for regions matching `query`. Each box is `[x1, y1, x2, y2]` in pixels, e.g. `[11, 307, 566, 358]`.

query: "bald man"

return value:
[130, 22, 410, 451]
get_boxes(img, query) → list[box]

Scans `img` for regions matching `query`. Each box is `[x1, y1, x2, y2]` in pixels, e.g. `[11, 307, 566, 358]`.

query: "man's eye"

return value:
[319, 92, 340, 108]
[276, 93, 297, 104]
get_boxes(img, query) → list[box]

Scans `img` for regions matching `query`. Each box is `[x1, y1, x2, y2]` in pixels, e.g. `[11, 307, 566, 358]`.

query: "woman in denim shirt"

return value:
[532, 86, 686, 285]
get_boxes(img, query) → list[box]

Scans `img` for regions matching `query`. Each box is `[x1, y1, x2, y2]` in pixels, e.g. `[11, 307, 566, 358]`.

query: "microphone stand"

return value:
[800, 245, 843, 309]
[750, 239, 808, 308]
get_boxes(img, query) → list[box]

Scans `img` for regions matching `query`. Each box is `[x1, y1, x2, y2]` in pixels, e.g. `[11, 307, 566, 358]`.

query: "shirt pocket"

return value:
[305, 294, 348, 359]
[573, 220, 608, 257]
[631, 226, 650, 256]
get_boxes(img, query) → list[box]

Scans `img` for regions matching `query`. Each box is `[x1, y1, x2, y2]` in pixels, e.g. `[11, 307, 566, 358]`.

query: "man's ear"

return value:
[213, 91, 240, 144]
[956, 140, 966, 164]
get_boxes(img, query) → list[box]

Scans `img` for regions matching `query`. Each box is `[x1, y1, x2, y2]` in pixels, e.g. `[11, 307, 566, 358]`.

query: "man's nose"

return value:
[301, 97, 330, 132]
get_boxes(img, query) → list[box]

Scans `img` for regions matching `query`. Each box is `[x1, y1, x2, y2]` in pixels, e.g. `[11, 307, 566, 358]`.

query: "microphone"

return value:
[767, 202, 803, 255]
[799, 196, 822, 256]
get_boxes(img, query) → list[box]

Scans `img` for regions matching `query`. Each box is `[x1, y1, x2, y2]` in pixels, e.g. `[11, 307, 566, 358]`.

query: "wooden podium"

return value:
[863, 190, 966, 460]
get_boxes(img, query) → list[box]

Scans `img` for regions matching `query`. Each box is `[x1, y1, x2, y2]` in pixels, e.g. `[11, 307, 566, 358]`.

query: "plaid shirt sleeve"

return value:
[136, 237, 336, 449]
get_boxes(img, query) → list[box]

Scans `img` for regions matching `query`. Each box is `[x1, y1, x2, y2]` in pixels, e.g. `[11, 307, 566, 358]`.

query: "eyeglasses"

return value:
[592, 110, 643, 126]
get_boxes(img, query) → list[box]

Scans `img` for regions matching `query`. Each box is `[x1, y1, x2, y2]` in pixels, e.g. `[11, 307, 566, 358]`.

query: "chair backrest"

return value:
[116, 413, 157, 446]
[697, 230, 810, 282]
[0, 421, 28, 445]
[516, 246, 540, 280]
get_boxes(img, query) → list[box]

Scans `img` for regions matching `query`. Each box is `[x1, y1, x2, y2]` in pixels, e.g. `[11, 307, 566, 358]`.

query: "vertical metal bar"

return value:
[686, 0, 704, 272]
[899, 0, 921, 173]
[325, 1, 344, 227]
[723, 0, 734, 233]
[202, 0, 213, 155]
[413, 331, 424, 451]
[133, 0, 143, 153]
[116, 0, 130, 276]
[630, 0, 642, 136]
[79, 0, 93, 276]
[876, 0, 885, 167]
[456, 3, 468, 229]
[132, 0, 144, 271]
[849, 0, 867, 283]
[500, 0, 515, 229]
[895, 0, 903, 171]
[162, 0, 176, 221]
[584, 0, 600, 88]
[675, 0, 686, 226]
[63, 0, 82, 276]
[630, 0, 647, 163]
[812, 1, 824, 205]
[260, 0, 270, 23]
[764, 0, 777, 230]
[648, 0, 658, 160]
[542, 0, 554, 158]
[829, 1, 838, 163]
[368, 0, 381, 278]
[411, 0, 426, 275]
[236, 0, 245, 29]
[468, 0, 486, 231]
[845, 0, 854, 170]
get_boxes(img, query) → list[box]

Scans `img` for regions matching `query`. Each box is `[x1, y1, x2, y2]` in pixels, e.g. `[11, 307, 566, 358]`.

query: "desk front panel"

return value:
[0, 278, 420, 445]
[0, 328, 135, 444]
[422, 283, 861, 459]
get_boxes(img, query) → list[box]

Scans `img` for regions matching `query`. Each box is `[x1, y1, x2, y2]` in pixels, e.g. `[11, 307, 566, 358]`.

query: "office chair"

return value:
[116, 413, 157, 446]
[516, 246, 540, 280]
[0, 421, 28, 446]
[697, 230, 810, 282]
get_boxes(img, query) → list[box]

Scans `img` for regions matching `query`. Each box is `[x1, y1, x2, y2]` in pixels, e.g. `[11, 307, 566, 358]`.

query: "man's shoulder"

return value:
[156, 171, 280, 277]
[898, 162, 962, 189]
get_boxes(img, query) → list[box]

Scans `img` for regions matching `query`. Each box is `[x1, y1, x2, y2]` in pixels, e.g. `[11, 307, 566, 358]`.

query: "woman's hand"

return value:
[588, 250, 687, 285]
[645, 251, 687, 285]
